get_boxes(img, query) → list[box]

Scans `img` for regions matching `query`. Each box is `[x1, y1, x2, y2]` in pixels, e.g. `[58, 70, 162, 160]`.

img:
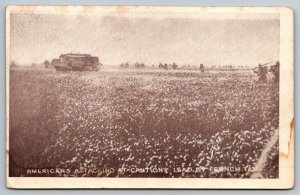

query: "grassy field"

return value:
[9, 67, 279, 178]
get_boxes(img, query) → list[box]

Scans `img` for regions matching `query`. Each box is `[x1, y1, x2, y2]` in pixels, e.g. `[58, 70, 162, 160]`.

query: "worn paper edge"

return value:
[5, 6, 294, 189]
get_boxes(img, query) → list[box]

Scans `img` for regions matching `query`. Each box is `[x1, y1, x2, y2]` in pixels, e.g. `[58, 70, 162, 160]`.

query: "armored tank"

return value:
[51, 53, 101, 71]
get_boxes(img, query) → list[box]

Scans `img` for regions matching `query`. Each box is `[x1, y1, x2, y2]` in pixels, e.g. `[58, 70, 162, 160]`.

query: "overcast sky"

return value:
[10, 13, 279, 67]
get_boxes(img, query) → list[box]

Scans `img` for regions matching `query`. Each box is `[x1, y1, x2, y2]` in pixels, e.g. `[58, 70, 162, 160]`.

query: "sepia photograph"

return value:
[6, 6, 294, 189]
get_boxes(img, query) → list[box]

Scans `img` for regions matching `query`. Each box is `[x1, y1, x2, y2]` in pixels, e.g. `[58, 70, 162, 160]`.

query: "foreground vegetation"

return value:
[9, 68, 279, 178]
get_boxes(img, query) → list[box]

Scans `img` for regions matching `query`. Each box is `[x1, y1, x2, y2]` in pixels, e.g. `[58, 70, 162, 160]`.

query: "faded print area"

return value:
[9, 11, 279, 178]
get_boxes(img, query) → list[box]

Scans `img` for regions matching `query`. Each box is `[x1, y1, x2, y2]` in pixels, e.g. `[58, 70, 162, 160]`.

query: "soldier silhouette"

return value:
[125, 62, 129, 68]
[269, 61, 279, 83]
[253, 63, 268, 83]
[159, 63, 163, 69]
[200, 64, 204, 72]
[44, 60, 50, 68]
[172, 62, 177, 69]
[164, 64, 168, 70]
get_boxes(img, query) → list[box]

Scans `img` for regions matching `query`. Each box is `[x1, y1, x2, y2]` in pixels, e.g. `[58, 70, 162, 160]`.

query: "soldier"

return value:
[135, 62, 139, 68]
[172, 62, 177, 69]
[253, 63, 268, 83]
[269, 61, 279, 83]
[159, 63, 163, 69]
[125, 62, 129, 68]
[120, 63, 124, 68]
[200, 64, 204, 72]
[44, 60, 50, 68]
[164, 63, 168, 70]
[141, 62, 145, 68]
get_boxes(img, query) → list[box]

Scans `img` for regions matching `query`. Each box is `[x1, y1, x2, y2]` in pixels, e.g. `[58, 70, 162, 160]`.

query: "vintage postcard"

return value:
[6, 6, 294, 189]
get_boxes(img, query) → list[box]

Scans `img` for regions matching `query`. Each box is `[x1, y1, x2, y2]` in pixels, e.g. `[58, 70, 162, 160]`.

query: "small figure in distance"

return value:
[172, 62, 178, 69]
[253, 63, 268, 83]
[164, 63, 168, 70]
[159, 63, 163, 69]
[44, 60, 50, 68]
[135, 62, 140, 68]
[200, 64, 205, 72]
[269, 61, 280, 83]
[125, 62, 129, 68]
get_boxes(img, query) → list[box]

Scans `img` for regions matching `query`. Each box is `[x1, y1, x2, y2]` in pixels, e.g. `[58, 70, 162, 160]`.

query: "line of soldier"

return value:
[158, 63, 205, 72]
[119, 62, 206, 72]
[252, 61, 279, 83]
[120, 62, 146, 69]
[158, 63, 178, 70]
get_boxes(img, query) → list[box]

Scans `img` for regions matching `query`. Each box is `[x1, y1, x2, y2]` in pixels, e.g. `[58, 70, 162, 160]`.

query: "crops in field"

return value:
[9, 68, 279, 178]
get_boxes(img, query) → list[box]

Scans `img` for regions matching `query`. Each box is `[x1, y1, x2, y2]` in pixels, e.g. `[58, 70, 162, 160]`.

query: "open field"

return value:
[9, 67, 279, 178]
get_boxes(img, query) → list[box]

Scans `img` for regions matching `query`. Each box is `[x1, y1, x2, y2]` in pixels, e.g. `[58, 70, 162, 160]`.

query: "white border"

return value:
[6, 6, 294, 189]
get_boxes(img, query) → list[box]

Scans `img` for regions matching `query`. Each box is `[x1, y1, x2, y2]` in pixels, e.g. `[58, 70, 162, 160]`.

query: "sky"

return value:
[9, 12, 279, 67]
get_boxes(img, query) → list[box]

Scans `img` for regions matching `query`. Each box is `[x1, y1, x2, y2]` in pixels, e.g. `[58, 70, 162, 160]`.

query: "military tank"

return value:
[51, 53, 102, 71]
